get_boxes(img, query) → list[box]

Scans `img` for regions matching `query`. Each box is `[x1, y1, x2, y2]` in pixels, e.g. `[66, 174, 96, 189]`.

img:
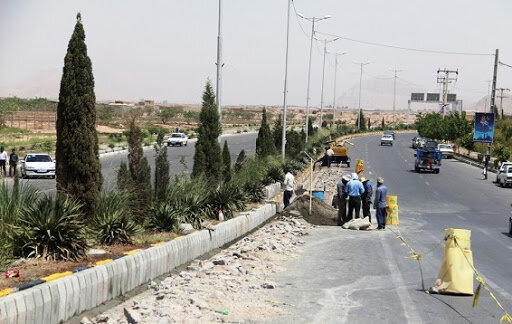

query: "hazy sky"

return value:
[1, 0, 511, 109]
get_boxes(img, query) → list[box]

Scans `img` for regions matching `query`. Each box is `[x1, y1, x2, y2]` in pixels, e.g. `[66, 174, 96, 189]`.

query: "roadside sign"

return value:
[473, 113, 495, 143]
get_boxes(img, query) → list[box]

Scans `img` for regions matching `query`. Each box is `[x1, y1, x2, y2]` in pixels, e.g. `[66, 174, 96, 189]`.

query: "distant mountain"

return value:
[465, 95, 512, 115]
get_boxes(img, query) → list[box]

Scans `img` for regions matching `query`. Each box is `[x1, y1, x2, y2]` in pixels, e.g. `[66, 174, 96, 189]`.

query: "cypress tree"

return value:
[56, 13, 102, 218]
[222, 141, 232, 183]
[307, 118, 314, 136]
[357, 109, 367, 131]
[154, 132, 170, 200]
[192, 80, 222, 183]
[381, 117, 385, 130]
[368, 117, 371, 130]
[127, 117, 152, 215]
[235, 150, 246, 173]
[256, 108, 276, 157]
[117, 160, 132, 191]
[273, 114, 283, 149]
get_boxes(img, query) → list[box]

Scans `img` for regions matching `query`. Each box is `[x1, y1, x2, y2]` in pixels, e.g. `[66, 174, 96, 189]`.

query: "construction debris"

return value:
[341, 217, 371, 230]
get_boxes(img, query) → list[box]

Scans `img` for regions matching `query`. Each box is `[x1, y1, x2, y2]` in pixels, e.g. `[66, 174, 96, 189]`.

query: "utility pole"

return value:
[497, 88, 510, 119]
[281, 0, 291, 159]
[486, 49, 500, 179]
[355, 62, 369, 129]
[297, 14, 331, 142]
[485, 80, 491, 112]
[436, 68, 458, 116]
[216, 0, 223, 121]
[391, 68, 402, 127]
[319, 37, 339, 126]
[332, 52, 346, 127]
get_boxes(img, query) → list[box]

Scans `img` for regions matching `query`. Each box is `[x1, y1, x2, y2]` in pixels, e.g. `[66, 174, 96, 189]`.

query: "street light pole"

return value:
[281, 0, 291, 159]
[319, 37, 339, 127]
[332, 52, 346, 126]
[216, 0, 223, 121]
[297, 14, 331, 142]
[355, 62, 369, 129]
[391, 68, 402, 127]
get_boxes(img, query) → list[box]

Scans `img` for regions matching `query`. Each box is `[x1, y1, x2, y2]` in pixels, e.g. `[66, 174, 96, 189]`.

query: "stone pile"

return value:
[86, 216, 311, 324]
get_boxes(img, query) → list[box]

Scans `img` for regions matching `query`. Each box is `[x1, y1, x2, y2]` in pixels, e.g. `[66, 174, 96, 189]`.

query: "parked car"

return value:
[380, 134, 394, 146]
[412, 136, 419, 149]
[20, 153, 56, 179]
[498, 165, 512, 187]
[497, 162, 512, 183]
[166, 133, 188, 146]
[437, 144, 454, 158]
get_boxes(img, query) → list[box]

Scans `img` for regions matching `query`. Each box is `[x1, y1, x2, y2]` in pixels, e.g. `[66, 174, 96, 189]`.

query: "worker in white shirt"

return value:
[0, 147, 7, 177]
[283, 168, 295, 208]
[326, 147, 334, 168]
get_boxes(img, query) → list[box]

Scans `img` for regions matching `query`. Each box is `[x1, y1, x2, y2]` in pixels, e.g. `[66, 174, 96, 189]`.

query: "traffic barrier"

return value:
[431, 229, 474, 295]
[390, 227, 512, 323]
[386, 195, 399, 225]
[356, 159, 364, 174]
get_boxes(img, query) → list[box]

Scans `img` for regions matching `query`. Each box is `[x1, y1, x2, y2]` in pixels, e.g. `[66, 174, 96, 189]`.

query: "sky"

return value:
[1, 0, 511, 110]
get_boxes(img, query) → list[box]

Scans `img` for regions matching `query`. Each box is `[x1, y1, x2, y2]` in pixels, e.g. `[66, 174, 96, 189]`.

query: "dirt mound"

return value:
[282, 194, 337, 226]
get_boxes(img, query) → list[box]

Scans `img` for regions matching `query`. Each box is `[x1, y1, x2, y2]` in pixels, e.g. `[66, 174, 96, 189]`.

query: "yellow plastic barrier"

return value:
[386, 195, 399, 225]
[356, 159, 364, 174]
[431, 228, 474, 295]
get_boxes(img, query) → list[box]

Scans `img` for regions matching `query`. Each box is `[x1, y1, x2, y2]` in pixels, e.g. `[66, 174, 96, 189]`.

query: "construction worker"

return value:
[374, 177, 388, 230]
[283, 168, 295, 208]
[326, 146, 334, 168]
[360, 177, 373, 223]
[345, 173, 365, 220]
[336, 175, 350, 225]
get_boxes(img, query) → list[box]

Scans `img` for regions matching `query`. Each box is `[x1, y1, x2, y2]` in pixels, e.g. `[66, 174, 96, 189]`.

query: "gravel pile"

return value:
[282, 194, 338, 226]
[84, 216, 311, 324]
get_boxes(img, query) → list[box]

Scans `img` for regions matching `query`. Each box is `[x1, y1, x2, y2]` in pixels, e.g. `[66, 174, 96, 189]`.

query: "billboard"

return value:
[427, 93, 440, 102]
[473, 113, 495, 143]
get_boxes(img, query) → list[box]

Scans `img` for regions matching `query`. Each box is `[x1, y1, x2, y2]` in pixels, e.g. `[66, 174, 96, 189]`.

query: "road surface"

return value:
[268, 133, 512, 323]
[12, 132, 257, 193]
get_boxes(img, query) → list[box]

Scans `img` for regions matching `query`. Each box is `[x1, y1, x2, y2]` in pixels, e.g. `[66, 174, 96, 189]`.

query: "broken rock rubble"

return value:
[90, 216, 311, 323]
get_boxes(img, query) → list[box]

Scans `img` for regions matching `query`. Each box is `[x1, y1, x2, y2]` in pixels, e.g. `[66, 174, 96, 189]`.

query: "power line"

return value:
[500, 61, 512, 69]
[315, 30, 494, 56]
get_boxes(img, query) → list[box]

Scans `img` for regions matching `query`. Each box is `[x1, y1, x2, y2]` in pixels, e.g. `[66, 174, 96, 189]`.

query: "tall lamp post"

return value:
[331, 52, 347, 126]
[390, 68, 402, 127]
[355, 62, 370, 129]
[297, 13, 332, 141]
[281, 0, 291, 158]
[216, 0, 223, 120]
[319, 37, 339, 127]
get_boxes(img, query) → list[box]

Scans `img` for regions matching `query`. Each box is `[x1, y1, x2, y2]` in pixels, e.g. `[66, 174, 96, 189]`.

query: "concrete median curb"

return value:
[0, 203, 276, 324]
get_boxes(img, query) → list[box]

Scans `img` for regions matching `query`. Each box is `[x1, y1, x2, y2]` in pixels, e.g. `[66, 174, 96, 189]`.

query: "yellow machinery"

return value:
[327, 139, 354, 167]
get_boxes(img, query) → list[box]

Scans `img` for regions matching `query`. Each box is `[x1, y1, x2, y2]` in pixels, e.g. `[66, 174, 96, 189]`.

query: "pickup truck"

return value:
[166, 133, 188, 146]
[414, 141, 442, 173]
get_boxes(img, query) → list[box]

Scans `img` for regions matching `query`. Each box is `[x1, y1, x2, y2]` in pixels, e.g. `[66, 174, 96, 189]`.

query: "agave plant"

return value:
[148, 202, 184, 232]
[93, 191, 141, 245]
[210, 183, 247, 219]
[12, 194, 89, 261]
[243, 180, 265, 203]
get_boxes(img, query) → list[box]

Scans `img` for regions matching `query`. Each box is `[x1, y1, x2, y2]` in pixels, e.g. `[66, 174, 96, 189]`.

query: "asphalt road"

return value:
[268, 133, 512, 323]
[13, 132, 257, 193]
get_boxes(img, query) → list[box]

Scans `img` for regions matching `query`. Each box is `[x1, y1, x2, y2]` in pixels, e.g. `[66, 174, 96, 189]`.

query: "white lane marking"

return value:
[380, 231, 422, 323]
[456, 214, 467, 221]
[425, 181, 430, 186]
[481, 275, 512, 302]
[478, 228, 512, 251]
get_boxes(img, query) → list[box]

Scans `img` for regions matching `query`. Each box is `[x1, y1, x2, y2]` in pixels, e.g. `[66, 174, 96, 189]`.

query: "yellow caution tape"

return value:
[0, 288, 12, 298]
[42, 271, 73, 282]
[93, 259, 113, 266]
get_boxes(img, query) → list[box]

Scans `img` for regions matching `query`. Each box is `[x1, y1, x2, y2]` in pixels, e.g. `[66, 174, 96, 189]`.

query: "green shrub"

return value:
[12, 195, 89, 261]
[93, 191, 141, 245]
[243, 180, 265, 202]
[149, 203, 184, 232]
[210, 183, 247, 219]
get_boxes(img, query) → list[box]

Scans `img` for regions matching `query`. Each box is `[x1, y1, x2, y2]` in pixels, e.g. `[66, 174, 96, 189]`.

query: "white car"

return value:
[380, 134, 394, 146]
[21, 153, 56, 179]
[437, 144, 454, 158]
[498, 165, 512, 187]
[496, 161, 512, 183]
[166, 133, 188, 147]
